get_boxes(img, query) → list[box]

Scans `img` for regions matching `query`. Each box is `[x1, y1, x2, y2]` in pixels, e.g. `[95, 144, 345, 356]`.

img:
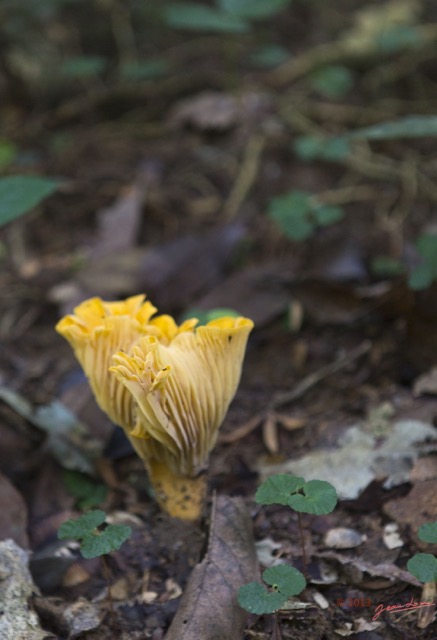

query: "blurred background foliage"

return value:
[2, 0, 437, 291]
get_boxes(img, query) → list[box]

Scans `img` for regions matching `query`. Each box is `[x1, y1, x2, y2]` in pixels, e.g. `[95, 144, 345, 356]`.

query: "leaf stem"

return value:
[297, 512, 307, 575]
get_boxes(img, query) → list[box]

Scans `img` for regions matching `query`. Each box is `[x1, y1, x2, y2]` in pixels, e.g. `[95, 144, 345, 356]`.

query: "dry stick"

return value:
[223, 342, 372, 442]
[223, 134, 265, 219]
[268, 23, 437, 87]
[270, 340, 371, 412]
[279, 97, 437, 203]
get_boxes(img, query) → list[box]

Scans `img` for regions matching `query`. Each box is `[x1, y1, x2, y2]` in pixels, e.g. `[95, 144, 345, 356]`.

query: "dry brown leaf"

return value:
[383, 480, 437, 551]
[164, 495, 259, 640]
[139, 223, 246, 311]
[195, 262, 290, 328]
[0, 472, 29, 548]
[317, 550, 421, 587]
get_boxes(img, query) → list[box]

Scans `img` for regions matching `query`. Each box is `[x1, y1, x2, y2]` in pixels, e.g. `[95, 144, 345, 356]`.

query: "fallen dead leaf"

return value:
[164, 495, 259, 640]
[195, 262, 290, 328]
[259, 420, 437, 500]
[0, 386, 102, 474]
[0, 472, 29, 548]
[383, 479, 437, 552]
[316, 550, 421, 587]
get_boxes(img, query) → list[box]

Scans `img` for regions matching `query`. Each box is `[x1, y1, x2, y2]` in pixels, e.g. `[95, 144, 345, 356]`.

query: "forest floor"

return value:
[1, 2, 437, 639]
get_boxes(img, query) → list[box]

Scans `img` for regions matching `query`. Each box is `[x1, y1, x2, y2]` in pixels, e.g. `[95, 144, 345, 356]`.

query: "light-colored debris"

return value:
[255, 537, 283, 567]
[63, 599, 102, 637]
[0, 540, 47, 640]
[383, 523, 404, 550]
[259, 420, 437, 500]
[324, 527, 366, 550]
[312, 591, 330, 609]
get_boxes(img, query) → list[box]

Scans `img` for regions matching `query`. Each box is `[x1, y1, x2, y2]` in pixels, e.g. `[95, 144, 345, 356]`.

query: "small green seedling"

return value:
[238, 564, 306, 614]
[256, 474, 337, 570]
[268, 190, 344, 241]
[59, 510, 131, 625]
[407, 521, 437, 583]
[255, 475, 338, 514]
[238, 475, 337, 616]
[181, 307, 241, 326]
[63, 470, 108, 510]
[408, 234, 437, 290]
[58, 509, 131, 559]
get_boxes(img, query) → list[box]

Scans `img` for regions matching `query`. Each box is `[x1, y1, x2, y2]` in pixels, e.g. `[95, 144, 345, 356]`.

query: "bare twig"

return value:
[223, 134, 265, 219]
[270, 341, 371, 411]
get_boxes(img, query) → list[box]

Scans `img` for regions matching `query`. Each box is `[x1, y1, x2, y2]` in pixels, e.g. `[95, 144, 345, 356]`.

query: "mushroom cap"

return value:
[56, 295, 254, 519]
[110, 315, 254, 476]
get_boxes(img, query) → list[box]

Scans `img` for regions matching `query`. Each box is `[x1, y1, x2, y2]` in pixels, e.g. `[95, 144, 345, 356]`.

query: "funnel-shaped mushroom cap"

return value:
[110, 316, 254, 477]
[55, 295, 158, 428]
[56, 295, 253, 520]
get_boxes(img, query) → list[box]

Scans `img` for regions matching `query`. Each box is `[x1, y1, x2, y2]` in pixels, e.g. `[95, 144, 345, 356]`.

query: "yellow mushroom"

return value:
[56, 296, 253, 520]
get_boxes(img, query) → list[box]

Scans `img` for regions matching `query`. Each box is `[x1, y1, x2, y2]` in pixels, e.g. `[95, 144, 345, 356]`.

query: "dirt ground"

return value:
[1, 2, 437, 639]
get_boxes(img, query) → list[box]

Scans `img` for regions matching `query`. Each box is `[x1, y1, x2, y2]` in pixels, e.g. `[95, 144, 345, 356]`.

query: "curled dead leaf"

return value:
[164, 495, 259, 640]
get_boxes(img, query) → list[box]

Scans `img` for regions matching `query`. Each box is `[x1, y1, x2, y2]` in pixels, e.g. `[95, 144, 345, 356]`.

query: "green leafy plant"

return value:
[330, 115, 437, 143]
[408, 234, 437, 290]
[309, 65, 354, 99]
[293, 136, 351, 162]
[180, 307, 241, 325]
[0, 139, 18, 170]
[370, 234, 437, 290]
[0, 175, 61, 228]
[238, 475, 337, 615]
[119, 58, 172, 81]
[238, 564, 306, 614]
[407, 521, 437, 583]
[250, 45, 290, 68]
[58, 509, 131, 559]
[59, 510, 132, 623]
[375, 25, 421, 54]
[268, 190, 344, 241]
[60, 56, 107, 79]
[63, 471, 108, 510]
[255, 475, 337, 515]
[370, 256, 405, 278]
[164, 0, 292, 34]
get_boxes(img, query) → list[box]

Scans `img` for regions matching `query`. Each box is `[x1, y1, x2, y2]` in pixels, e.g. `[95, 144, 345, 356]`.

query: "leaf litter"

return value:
[164, 495, 259, 640]
[259, 419, 437, 500]
[2, 2, 437, 638]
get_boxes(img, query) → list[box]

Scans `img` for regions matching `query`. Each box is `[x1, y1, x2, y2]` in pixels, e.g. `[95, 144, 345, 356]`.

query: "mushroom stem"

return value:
[146, 459, 208, 521]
